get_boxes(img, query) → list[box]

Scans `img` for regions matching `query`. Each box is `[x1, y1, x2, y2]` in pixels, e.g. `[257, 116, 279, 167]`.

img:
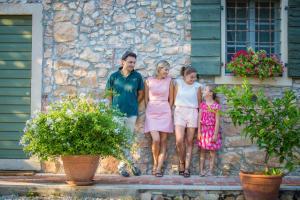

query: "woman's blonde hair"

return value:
[155, 60, 170, 76]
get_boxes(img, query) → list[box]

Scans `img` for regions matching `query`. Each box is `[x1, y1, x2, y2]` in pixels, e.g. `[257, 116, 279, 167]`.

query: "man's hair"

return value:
[121, 51, 137, 61]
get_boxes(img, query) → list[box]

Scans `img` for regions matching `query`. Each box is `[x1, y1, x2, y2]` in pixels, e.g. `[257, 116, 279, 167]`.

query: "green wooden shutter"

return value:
[191, 0, 221, 76]
[0, 15, 32, 159]
[288, 0, 300, 77]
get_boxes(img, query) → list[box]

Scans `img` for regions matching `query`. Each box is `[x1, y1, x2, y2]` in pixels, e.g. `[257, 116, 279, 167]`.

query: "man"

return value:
[106, 51, 144, 177]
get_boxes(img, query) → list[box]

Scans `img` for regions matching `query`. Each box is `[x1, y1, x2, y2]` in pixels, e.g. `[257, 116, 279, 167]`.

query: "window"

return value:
[226, 0, 281, 73]
[215, 0, 291, 86]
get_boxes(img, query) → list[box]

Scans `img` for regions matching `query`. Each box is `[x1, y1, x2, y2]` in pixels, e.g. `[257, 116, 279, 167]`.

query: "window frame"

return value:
[215, 0, 292, 86]
[0, 3, 43, 170]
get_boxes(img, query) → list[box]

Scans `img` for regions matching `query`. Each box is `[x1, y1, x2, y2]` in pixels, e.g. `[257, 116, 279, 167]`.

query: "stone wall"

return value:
[1, 0, 299, 176]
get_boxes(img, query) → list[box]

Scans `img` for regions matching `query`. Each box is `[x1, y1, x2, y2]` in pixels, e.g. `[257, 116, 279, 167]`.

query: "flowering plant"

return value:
[20, 95, 133, 160]
[226, 48, 284, 80]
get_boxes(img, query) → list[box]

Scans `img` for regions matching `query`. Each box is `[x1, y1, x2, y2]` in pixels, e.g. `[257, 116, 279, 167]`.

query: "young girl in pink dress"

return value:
[144, 60, 174, 177]
[197, 85, 222, 176]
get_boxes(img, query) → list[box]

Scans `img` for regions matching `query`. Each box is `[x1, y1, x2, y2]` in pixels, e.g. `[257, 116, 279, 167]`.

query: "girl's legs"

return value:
[208, 150, 217, 175]
[156, 132, 168, 174]
[150, 131, 160, 174]
[184, 127, 196, 176]
[200, 149, 206, 176]
[175, 125, 186, 173]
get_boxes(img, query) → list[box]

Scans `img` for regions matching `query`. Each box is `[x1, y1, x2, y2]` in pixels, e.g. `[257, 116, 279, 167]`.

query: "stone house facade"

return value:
[0, 0, 299, 176]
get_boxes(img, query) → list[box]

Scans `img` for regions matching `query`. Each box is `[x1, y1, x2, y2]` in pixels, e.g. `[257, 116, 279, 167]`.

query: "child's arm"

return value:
[213, 109, 220, 142]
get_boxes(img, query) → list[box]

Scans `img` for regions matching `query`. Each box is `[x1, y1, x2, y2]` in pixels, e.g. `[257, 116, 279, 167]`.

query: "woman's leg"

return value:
[200, 149, 206, 176]
[156, 132, 168, 173]
[175, 125, 186, 172]
[208, 150, 217, 175]
[150, 131, 160, 174]
[184, 127, 196, 173]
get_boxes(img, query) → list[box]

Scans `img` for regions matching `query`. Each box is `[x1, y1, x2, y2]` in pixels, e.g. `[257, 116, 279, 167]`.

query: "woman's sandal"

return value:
[179, 162, 185, 176]
[155, 170, 163, 177]
[183, 169, 191, 178]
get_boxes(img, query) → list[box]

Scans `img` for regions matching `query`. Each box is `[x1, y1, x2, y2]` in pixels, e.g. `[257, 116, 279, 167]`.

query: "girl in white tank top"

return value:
[174, 66, 202, 178]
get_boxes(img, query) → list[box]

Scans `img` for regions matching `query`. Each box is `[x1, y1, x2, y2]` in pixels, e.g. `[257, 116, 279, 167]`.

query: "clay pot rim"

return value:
[239, 171, 283, 178]
[61, 155, 100, 158]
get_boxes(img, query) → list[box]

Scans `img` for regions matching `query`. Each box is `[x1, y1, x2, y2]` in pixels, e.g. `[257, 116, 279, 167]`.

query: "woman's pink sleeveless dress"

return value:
[144, 77, 173, 133]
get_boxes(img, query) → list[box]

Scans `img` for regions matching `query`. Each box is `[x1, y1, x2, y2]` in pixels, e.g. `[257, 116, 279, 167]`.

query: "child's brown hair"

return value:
[207, 85, 220, 104]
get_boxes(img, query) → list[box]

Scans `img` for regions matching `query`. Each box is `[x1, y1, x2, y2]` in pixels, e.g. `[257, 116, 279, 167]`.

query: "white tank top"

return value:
[175, 78, 201, 108]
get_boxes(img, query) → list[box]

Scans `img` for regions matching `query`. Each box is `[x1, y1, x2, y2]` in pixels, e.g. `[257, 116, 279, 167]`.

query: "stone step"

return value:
[0, 174, 299, 199]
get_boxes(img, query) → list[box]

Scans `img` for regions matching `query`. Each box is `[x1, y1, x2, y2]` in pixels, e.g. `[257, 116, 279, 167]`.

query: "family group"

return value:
[106, 51, 222, 178]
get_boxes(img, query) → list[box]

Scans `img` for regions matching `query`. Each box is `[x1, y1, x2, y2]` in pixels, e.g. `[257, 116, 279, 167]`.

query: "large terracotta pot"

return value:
[239, 171, 283, 200]
[61, 155, 99, 186]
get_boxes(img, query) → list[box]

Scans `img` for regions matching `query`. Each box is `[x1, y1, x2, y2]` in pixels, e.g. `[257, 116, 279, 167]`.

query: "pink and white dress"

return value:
[144, 77, 173, 133]
[197, 102, 222, 150]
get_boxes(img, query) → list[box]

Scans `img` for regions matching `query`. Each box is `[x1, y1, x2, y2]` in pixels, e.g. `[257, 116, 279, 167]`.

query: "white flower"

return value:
[23, 126, 27, 133]
[100, 109, 106, 113]
[100, 98, 109, 105]
[25, 119, 31, 126]
[46, 118, 54, 126]
[66, 109, 73, 116]
[32, 124, 37, 130]
[112, 116, 123, 124]
[79, 93, 86, 99]
[114, 128, 120, 134]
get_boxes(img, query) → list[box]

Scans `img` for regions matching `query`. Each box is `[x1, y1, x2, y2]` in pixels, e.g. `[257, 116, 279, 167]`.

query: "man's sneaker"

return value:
[131, 165, 141, 176]
[118, 167, 130, 177]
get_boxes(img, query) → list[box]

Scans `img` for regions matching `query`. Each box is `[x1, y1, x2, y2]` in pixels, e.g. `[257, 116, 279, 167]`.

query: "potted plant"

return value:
[226, 48, 284, 80]
[20, 95, 133, 186]
[216, 79, 300, 200]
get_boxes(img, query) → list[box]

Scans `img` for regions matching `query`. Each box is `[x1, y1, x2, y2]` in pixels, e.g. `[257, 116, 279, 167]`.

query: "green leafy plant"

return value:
[226, 48, 284, 80]
[216, 79, 300, 174]
[20, 95, 134, 161]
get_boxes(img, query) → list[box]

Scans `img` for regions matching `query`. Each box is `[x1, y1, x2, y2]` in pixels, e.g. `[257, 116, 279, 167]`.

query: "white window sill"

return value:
[215, 75, 293, 86]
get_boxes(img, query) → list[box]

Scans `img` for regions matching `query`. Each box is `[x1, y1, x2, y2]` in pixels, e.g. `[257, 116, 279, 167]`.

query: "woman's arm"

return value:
[197, 110, 202, 140]
[173, 80, 178, 105]
[168, 80, 174, 107]
[144, 80, 149, 107]
[197, 87, 202, 105]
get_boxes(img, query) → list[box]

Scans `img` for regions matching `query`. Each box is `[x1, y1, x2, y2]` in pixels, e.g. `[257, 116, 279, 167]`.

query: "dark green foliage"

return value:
[20, 96, 134, 161]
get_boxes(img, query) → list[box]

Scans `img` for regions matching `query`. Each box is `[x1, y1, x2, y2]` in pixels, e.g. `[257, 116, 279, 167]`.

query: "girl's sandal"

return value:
[200, 171, 206, 177]
[183, 169, 191, 178]
[179, 162, 185, 176]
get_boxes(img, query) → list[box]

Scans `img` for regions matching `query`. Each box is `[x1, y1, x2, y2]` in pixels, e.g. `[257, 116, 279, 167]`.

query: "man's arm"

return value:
[138, 90, 144, 103]
[105, 74, 114, 106]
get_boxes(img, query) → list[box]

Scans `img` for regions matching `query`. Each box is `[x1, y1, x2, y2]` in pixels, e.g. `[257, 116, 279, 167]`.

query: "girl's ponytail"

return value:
[180, 66, 186, 76]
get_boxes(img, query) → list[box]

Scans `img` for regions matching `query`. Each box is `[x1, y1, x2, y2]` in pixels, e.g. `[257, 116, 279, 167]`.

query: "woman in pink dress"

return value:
[144, 60, 174, 177]
[197, 85, 222, 176]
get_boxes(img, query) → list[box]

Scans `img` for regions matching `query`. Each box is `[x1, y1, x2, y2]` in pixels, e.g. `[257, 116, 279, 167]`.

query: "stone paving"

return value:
[0, 174, 299, 187]
[0, 174, 299, 199]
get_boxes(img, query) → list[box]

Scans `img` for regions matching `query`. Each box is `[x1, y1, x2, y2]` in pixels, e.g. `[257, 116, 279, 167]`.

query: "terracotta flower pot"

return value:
[61, 155, 99, 186]
[239, 171, 283, 200]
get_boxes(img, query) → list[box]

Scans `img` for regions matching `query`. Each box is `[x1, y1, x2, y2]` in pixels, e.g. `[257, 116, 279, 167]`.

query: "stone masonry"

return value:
[1, 0, 300, 176]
